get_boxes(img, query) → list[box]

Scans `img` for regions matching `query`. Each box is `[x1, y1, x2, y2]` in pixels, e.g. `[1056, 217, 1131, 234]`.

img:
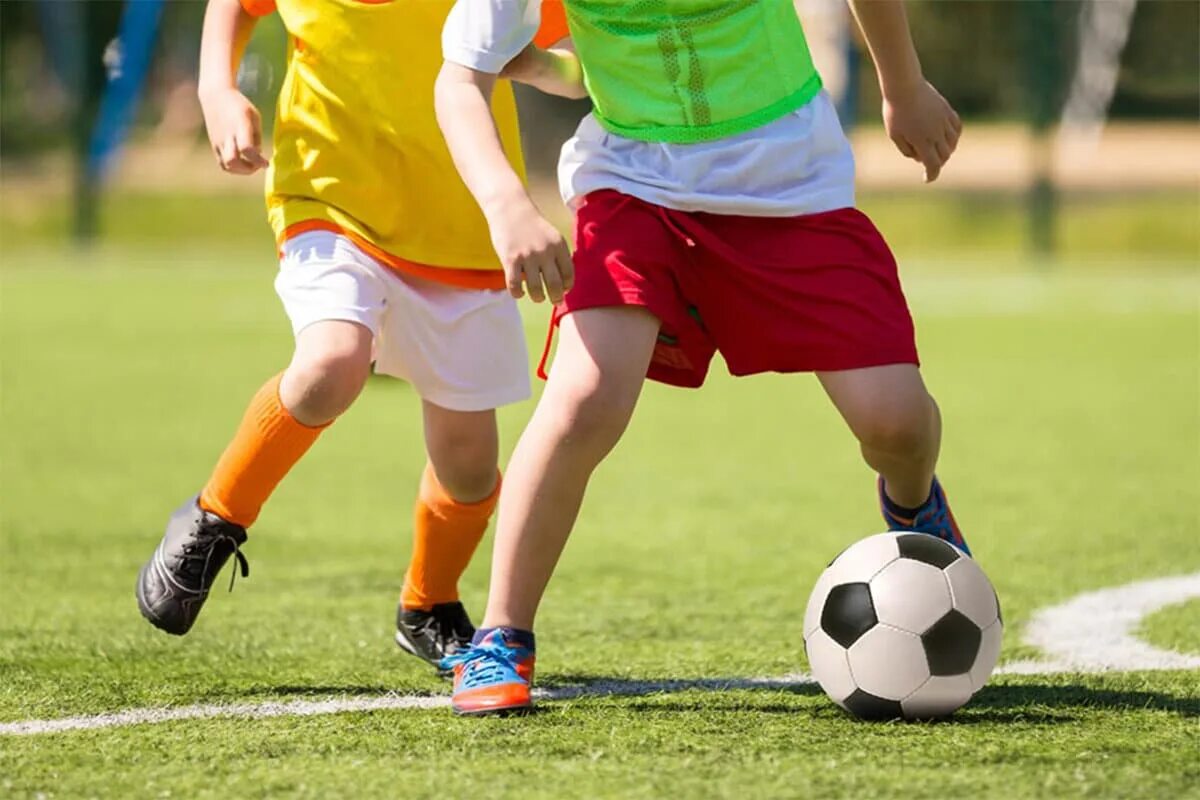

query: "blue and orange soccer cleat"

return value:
[440, 628, 536, 716]
[878, 476, 971, 556]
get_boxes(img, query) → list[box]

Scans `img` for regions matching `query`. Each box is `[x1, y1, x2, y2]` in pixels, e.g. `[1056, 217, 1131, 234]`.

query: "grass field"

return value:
[1, 233, 1198, 797]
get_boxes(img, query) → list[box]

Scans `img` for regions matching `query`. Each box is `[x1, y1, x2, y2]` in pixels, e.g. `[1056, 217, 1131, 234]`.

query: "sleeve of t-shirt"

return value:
[239, 0, 276, 17]
[442, 0, 543, 74]
[534, 1, 570, 48]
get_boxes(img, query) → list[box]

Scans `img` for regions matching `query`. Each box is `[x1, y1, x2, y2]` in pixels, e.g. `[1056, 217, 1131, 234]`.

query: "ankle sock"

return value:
[881, 480, 934, 520]
[473, 626, 536, 650]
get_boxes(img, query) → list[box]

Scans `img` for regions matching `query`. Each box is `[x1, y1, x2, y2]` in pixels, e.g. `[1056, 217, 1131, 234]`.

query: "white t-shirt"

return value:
[442, 0, 857, 217]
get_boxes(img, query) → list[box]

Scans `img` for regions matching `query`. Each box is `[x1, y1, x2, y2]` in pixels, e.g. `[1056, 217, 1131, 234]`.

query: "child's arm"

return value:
[198, 0, 269, 175]
[435, 63, 573, 304]
[846, 0, 962, 183]
[500, 40, 587, 99]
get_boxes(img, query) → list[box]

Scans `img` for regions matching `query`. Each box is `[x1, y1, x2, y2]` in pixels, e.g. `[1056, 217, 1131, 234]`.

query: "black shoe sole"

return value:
[393, 629, 453, 677]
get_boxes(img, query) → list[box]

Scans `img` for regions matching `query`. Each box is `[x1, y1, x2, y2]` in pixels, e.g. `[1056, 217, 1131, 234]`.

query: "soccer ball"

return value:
[803, 532, 1002, 720]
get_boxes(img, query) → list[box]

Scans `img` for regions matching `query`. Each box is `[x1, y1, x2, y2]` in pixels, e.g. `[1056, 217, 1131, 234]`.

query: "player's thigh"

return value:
[818, 364, 936, 447]
[542, 306, 661, 433]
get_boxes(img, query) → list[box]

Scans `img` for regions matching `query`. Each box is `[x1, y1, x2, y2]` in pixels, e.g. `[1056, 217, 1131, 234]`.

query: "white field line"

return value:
[0, 662, 1132, 738]
[0, 675, 812, 737]
[4, 573, 1198, 737]
[0, 695, 447, 737]
[1001, 572, 1200, 674]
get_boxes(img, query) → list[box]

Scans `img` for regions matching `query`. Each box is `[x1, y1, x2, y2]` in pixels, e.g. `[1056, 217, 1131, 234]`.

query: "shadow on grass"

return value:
[538, 673, 821, 701]
[970, 683, 1199, 718]
[191, 684, 442, 704]
[613, 699, 1079, 725]
[537, 674, 1198, 723]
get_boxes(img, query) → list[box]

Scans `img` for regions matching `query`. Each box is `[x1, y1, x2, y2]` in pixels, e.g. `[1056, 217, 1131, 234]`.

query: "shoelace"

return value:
[439, 640, 526, 686]
[180, 533, 250, 593]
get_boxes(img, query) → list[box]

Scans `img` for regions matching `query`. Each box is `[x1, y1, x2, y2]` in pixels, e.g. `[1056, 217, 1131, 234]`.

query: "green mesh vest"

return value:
[563, 0, 823, 143]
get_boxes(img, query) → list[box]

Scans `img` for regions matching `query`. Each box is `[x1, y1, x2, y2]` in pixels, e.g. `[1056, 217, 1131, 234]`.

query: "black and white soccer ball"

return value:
[803, 532, 1002, 720]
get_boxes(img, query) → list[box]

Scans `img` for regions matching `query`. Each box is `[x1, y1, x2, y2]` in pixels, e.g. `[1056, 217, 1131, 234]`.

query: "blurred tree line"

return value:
[902, 0, 1197, 120]
[1, 0, 1196, 160]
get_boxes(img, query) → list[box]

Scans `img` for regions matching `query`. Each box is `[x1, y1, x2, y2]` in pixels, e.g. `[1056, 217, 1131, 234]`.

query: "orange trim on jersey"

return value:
[534, 1, 571, 48]
[279, 221, 506, 290]
[239, 0, 276, 18]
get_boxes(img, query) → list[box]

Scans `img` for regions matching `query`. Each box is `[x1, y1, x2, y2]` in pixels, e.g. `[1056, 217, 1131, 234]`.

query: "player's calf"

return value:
[397, 410, 502, 673]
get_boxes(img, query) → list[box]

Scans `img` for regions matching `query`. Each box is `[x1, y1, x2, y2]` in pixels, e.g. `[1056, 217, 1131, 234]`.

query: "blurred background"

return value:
[0, 0, 1197, 263]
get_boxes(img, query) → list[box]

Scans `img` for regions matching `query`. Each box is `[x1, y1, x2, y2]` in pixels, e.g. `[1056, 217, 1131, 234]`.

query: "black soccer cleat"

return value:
[394, 601, 476, 673]
[136, 497, 249, 635]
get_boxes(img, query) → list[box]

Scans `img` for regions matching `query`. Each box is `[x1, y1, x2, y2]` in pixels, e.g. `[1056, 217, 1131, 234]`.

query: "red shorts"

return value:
[541, 190, 919, 388]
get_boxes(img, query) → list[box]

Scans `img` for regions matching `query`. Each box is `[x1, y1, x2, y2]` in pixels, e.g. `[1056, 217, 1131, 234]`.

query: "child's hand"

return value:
[199, 86, 269, 175]
[882, 80, 962, 183]
[486, 199, 574, 304]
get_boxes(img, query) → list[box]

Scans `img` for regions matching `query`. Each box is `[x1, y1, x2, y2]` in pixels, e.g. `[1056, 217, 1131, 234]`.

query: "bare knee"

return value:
[282, 353, 369, 424]
[281, 325, 372, 425]
[426, 421, 499, 502]
[548, 376, 637, 459]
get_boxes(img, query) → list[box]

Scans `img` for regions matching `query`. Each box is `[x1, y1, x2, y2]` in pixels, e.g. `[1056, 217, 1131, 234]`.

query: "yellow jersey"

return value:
[240, 0, 568, 289]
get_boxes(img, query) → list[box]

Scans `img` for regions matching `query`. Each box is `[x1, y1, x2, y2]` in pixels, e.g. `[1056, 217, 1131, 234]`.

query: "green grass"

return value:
[1, 240, 1198, 798]
[1142, 600, 1200, 656]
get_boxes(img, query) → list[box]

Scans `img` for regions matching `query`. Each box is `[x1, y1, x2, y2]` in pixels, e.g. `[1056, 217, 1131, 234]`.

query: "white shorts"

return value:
[276, 231, 530, 412]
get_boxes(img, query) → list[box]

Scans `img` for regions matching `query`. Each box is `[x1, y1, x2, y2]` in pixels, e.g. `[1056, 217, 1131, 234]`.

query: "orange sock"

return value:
[199, 373, 329, 528]
[400, 464, 500, 610]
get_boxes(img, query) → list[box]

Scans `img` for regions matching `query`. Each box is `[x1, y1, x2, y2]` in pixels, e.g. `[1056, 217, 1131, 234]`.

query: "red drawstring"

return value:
[536, 194, 695, 383]
[536, 309, 562, 380]
[654, 206, 696, 248]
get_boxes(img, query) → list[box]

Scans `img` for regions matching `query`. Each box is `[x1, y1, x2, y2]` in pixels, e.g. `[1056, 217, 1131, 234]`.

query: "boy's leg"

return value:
[138, 320, 373, 635]
[137, 230, 386, 635]
[443, 192, 706, 713]
[201, 320, 373, 525]
[653, 205, 967, 552]
[444, 306, 658, 716]
[818, 364, 939, 509]
[818, 364, 968, 553]
[395, 401, 500, 665]
[483, 306, 660, 632]
[365, 265, 528, 670]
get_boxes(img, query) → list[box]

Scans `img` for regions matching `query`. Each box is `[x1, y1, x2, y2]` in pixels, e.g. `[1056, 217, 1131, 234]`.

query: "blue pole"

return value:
[87, 0, 167, 183]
